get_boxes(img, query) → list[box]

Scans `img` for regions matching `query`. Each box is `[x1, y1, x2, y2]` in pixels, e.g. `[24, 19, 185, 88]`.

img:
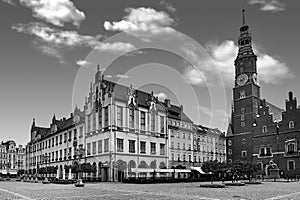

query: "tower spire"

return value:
[242, 9, 246, 25]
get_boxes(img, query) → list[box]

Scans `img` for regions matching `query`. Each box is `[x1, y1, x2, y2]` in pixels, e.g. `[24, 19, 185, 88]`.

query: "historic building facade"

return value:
[0, 140, 25, 174]
[25, 108, 85, 178]
[227, 10, 300, 177]
[0, 144, 6, 171]
[194, 125, 226, 164]
[83, 68, 168, 182]
[167, 103, 194, 168]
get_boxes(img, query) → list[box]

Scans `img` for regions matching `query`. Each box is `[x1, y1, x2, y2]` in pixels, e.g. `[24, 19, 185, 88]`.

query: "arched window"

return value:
[289, 121, 294, 129]
[262, 126, 267, 133]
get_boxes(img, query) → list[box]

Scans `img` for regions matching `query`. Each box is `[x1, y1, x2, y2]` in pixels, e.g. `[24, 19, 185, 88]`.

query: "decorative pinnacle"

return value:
[242, 9, 246, 25]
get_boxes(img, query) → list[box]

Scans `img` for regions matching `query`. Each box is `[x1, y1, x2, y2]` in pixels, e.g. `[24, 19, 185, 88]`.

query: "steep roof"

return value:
[266, 101, 284, 122]
[167, 105, 193, 123]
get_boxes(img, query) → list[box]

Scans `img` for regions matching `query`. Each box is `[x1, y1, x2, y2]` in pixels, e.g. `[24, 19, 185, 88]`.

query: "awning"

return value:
[131, 168, 155, 173]
[174, 169, 191, 173]
[190, 166, 206, 174]
[156, 169, 175, 173]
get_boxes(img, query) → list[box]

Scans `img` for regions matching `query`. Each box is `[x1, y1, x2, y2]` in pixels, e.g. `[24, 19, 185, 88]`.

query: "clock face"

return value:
[236, 73, 248, 86]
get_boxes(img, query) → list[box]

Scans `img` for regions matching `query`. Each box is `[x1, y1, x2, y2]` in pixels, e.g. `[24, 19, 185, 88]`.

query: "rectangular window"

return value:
[104, 138, 109, 152]
[117, 138, 124, 152]
[68, 131, 72, 141]
[171, 153, 174, 161]
[64, 133, 67, 143]
[93, 112, 96, 131]
[87, 114, 91, 133]
[171, 141, 174, 149]
[150, 142, 156, 155]
[87, 143, 91, 155]
[68, 147, 72, 158]
[79, 127, 83, 137]
[98, 140, 102, 153]
[104, 107, 109, 127]
[266, 147, 271, 156]
[178, 154, 180, 161]
[92, 141, 96, 155]
[99, 108, 102, 128]
[288, 160, 295, 171]
[141, 111, 146, 130]
[160, 116, 164, 133]
[64, 149, 67, 158]
[59, 135, 62, 144]
[140, 141, 146, 154]
[177, 142, 180, 149]
[129, 107, 135, 128]
[59, 150, 62, 160]
[129, 140, 135, 153]
[183, 133, 186, 139]
[56, 136, 58, 146]
[74, 129, 77, 139]
[183, 154, 186, 161]
[150, 113, 155, 132]
[160, 143, 165, 155]
[117, 106, 123, 127]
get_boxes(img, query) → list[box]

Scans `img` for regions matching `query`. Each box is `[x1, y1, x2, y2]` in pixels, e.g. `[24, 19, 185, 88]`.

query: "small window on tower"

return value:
[241, 115, 245, 121]
[241, 122, 245, 127]
[241, 108, 245, 114]
[240, 90, 246, 99]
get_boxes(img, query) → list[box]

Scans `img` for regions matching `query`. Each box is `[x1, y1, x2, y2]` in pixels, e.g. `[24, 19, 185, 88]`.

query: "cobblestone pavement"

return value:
[1, 180, 300, 200]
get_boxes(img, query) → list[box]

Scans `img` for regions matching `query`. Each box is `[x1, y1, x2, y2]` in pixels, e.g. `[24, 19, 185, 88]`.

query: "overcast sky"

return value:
[0, 0, 299, 145]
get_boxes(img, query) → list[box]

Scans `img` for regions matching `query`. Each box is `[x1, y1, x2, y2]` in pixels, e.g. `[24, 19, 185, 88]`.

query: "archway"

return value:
[128, 160, 136, 178]
[159, 162, 166, 169]
[116, 159, 127, 182]
[150, 160, 157, 169]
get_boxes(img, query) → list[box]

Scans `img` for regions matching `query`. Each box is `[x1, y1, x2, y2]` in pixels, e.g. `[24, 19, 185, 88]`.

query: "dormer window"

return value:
[262, 126, 267, 133]
[289, 121, 294, 129]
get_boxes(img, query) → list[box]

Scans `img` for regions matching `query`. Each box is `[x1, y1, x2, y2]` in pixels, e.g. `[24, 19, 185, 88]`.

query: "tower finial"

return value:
[242, 9, 246, 25]
[97, 64, 100, 72]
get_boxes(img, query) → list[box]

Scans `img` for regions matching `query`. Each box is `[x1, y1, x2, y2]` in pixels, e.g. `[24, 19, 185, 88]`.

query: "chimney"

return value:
[70, 113, 73, 118]
[164, 99, 171, 108]
[63, 117, 66, 121]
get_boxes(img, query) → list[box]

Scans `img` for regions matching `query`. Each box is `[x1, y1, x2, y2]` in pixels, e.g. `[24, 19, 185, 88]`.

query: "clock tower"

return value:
[230, 10, 261, 161]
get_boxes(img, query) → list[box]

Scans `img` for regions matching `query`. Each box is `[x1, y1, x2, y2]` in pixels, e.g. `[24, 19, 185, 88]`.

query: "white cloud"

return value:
[181, 40, 292, 86]
[12, 22, 136, 60]
[159, 0, 176, 13]
[2, 0, 15, 5]
[183, 67, 207, 86]
[76, 60, 90, 67]
[155, 92, 167, 101]
[116, 74, 129, 79]
[94, 42, 136, 53]
[105, 74, 130, 79]
[249, 0, 285, 13]
[19, 0, 85, 27]
[104, 7, 175, 39]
